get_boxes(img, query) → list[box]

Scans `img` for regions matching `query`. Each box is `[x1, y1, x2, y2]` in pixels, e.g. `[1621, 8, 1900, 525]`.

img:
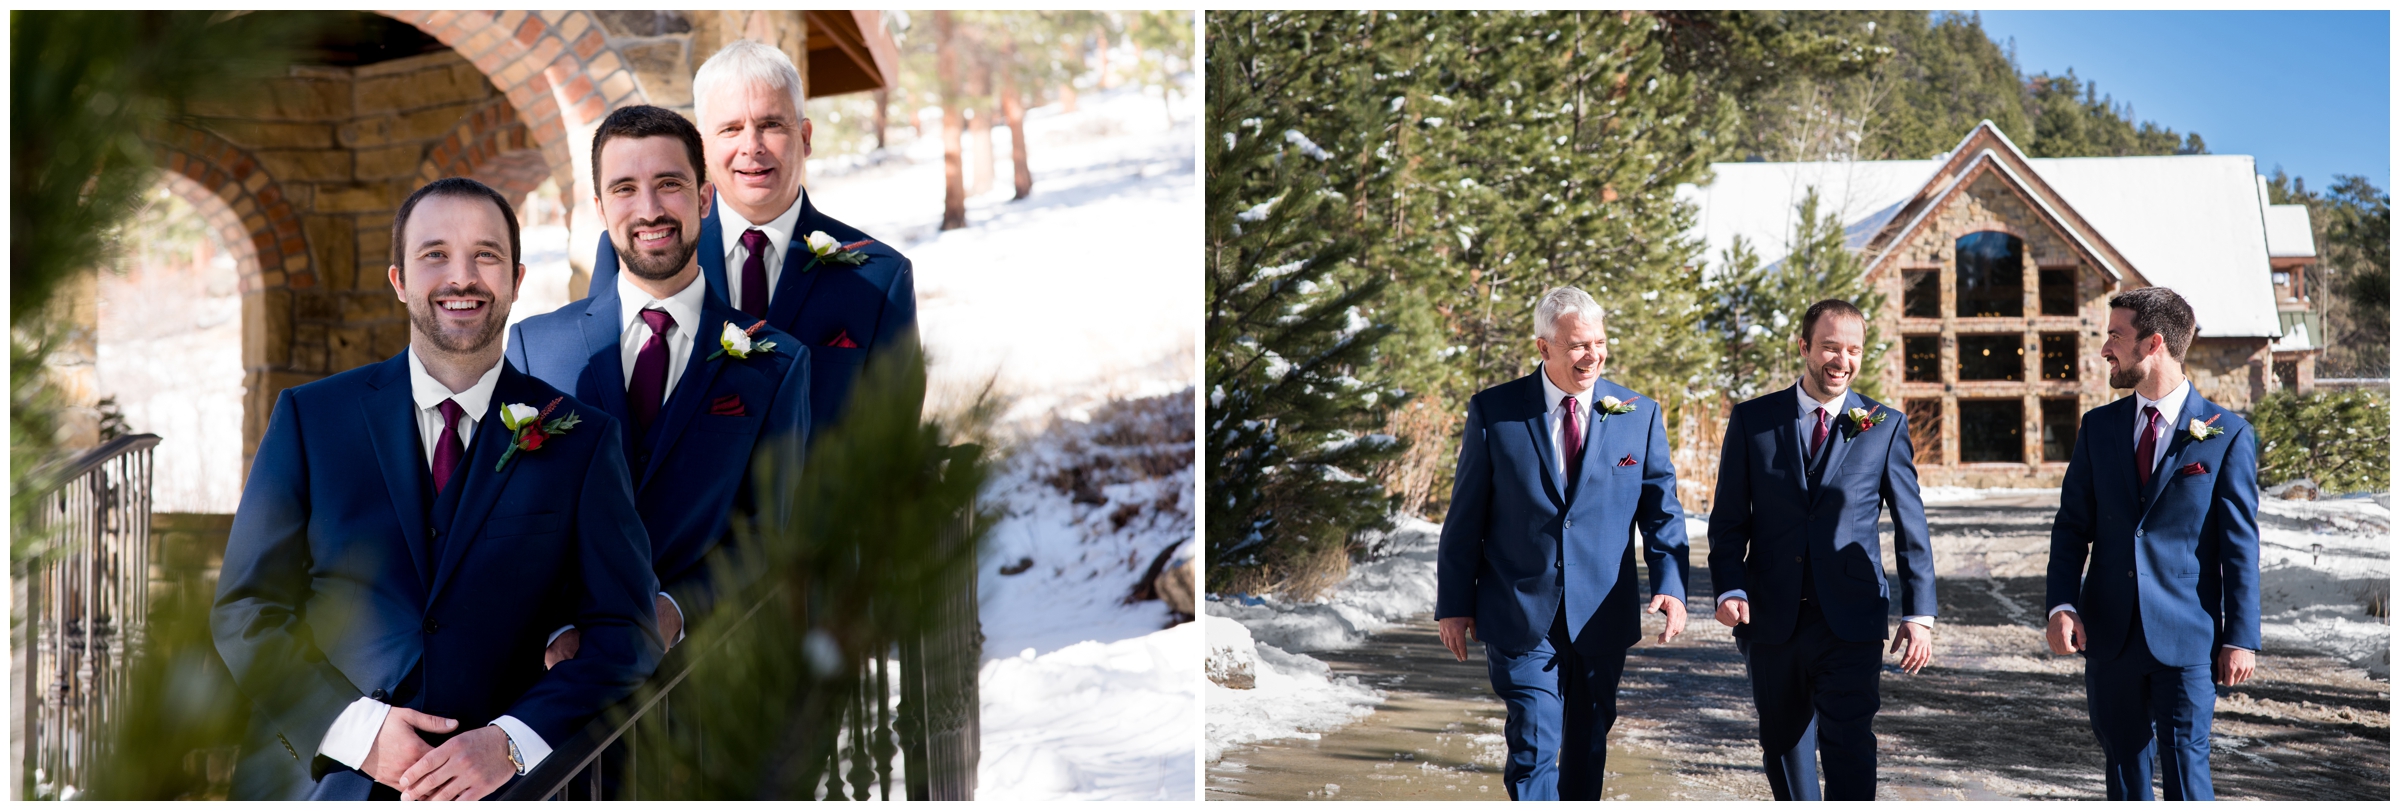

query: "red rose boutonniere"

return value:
[495, 397, 583, 472]
[2186, 413, 2225, 441]
[798, 230, 875, 273]
[1595, 395, 1641, 423]
[707, 319, 779, 361]
[1842, 406, 1888, 441]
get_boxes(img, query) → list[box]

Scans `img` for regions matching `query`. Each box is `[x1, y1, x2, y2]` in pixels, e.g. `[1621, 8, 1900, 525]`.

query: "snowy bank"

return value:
[1207, 516, 1443, 653]
[978, 622, 1198, 800]
[1201, 615, 1380, 763]
[2253, 494, 2390, 678]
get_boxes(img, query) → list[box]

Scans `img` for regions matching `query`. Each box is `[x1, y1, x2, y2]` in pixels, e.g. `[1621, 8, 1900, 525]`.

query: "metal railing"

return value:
[499, 502, 983, 801]
[17, 434, 160, 801]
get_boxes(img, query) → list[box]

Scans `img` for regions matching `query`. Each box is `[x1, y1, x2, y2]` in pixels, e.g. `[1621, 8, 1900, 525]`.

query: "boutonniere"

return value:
[1842, 405, 1888, 440]
[2186, 413, 2224, 441]
[708, 319, 779, 361]
[1596, 395, 1640, 422]
[495, 397, 582, 472]
[798, 230, 875, 272]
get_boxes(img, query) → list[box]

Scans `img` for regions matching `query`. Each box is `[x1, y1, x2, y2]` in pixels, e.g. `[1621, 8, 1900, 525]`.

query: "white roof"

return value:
[2264, 204, 2317, 258]
[1677, 154, 2296, 338]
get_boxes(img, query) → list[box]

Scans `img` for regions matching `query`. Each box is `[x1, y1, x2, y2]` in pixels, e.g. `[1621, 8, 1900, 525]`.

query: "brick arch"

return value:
[379, 10, 650, 192]
[1950, 221, 2027, 241]
[149, 125, 309, 294]
[418, 96, 549, 207]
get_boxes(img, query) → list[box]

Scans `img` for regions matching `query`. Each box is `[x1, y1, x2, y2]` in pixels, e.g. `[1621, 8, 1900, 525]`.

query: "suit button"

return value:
[371, 689, 388, 701]
[1795, 556, 1804, 563]
[1556, 561, 1564, 569]
[428, 527, 438, 540]
[423, 618, 440, 634]
[2128, 570, 2136, 578]
[1563, 520, 1573, 529]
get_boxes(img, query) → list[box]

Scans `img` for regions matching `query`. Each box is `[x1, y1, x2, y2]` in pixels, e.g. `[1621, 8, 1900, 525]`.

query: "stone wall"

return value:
[2186, 337, 2272, 412]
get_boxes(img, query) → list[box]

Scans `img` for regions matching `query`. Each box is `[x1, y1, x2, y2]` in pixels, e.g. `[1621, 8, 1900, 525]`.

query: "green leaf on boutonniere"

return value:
[496, 397, 580, 471]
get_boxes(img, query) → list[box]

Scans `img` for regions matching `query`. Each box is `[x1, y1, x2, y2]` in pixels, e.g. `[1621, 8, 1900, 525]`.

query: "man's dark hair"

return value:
[591, 105, 707, 194]
[1798, 298, 1866, 345]
[2109, 286, 2199, 362]
[390, 177, 521, 277]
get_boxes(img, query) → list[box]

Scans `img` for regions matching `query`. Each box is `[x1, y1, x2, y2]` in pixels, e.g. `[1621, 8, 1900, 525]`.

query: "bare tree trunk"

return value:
[936, 12, 967, 231]
[967, 58, 995, 198]
[1000, 54, 1031, 200]
[1058, 81, 1077, 114]
[873, 87, 889, 151]
[1095, 26, 1112, 90]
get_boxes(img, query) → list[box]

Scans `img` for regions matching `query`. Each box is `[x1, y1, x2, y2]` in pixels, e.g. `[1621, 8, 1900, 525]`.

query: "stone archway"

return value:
[151, 125, 307, 294]
[418, 96, 548, 205]
[380, 10, 651, 191]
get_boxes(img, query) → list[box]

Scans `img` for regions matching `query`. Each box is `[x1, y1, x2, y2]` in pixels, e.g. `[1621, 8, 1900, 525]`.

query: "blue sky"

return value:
[1975, 10, 2389, 193]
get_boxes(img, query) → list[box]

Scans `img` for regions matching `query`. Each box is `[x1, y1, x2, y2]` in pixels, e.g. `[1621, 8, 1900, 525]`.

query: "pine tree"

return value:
[1702, 188, 1890, 402]
[1206, 11, 1405, 598]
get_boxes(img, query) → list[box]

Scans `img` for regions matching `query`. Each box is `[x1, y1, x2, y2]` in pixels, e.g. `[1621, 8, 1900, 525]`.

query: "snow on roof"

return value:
[1677, 154, 2293, 338]
[2264, 204, 2318, 258]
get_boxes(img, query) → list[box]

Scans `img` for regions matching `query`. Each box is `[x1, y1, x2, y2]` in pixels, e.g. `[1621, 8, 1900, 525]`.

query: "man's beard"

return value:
[2108, 363, 2141, 389]
[615, 220, 700, 282]
[409, 288, 507, 354]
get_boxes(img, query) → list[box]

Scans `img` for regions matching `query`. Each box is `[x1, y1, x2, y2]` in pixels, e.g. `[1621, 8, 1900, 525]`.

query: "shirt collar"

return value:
[406, 348, 505, 420]
[717, 188, 808, 260]
[617, 270, 709, 338]
[2134, 378, 2193, 424]
[1538, 367, 1593, 411]
[1794, 380, 1850, 417]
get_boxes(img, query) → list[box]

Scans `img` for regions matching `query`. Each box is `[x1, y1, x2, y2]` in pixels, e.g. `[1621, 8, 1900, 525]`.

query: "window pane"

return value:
[1955, 231, 2024, 317]
[2041, 398, 2079, 462]
[2039, 268, 2076, 316]
[1905, 398, 1943, 465]
[1904, 271, 1940, 318]
[1956, 334, 2024, 381]
[1904, 335, 1940, 382]
[1959, 399, 2024, 463]
[2040, 333, 2076, 381]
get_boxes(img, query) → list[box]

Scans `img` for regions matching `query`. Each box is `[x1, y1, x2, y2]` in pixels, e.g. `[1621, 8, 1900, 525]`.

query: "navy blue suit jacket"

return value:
[507, 282, 810, 623]
[590, 193, 914, 429]
[1436, 373, 1691, 654]
[1708, 386, 1936, 645]
[2046, 393, 2261, 667]
[212, 353, 662, 795]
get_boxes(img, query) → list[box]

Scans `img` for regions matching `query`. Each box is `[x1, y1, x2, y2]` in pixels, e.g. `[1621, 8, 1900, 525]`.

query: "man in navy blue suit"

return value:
[2046, 286, 2259, 801]
[511, 104, 810, 663]
[589, 39, 914, 431]
[1435, 286, 1691, 801]
[1709, 298, 1936, 801]
[213, 178, 662, 801]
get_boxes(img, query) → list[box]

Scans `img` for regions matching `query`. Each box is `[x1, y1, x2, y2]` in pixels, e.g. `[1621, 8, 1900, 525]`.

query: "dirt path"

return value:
[1210, 494, 2391, 801]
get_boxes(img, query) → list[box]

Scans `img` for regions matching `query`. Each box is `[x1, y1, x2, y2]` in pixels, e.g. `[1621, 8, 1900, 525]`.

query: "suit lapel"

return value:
[1520, 375, 1566, 507]
[2138, 396, 2210, 521]
[359, 355, 433, 592]
[697, 205, 731, 310]
[427, 368, 535, 601]
[767, 196, 834, 332]
[575, 283, 633, 425]
[1769, 387, 1808, 501]
[1811, 393, 1862, 506]
[639, 300, 739, 486]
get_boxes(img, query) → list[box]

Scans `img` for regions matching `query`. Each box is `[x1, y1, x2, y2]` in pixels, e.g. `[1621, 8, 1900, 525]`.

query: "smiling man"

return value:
[587, 38, 915, 432]
[1434, 285, 1691, 801]
[213, 177, 661, 800]
[1708, 298, 1936, 800]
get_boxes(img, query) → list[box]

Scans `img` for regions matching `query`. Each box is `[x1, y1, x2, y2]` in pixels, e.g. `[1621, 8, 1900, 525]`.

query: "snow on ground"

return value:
[1202, 615, 1381, 764]
[2253, 494, 2390, 677]
[1207, 517, 1444, 654]
[802, 76, 1200, 800]
[1920, 486, 2060, 504]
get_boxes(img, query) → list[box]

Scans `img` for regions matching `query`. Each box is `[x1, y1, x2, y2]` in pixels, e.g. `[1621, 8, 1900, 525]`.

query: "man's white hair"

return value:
[1533, 286, 1606, 341]
[692, 38, 807, 127]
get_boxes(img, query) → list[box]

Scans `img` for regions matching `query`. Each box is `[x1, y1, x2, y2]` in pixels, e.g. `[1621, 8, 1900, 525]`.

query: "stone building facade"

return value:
[70, 10, 895, 473]
[1685, 122, 2317, 487]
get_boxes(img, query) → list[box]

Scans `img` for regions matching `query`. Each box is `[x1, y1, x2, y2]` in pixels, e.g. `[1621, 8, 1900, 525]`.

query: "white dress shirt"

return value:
[617, 270, 709, 398]
[1536, 368, 1595, 483]
[2049, 379, 2238, 651]
[320, 351, 551, 774]
[719, 189, 807, 311]
[1723, 381, 1934, 628]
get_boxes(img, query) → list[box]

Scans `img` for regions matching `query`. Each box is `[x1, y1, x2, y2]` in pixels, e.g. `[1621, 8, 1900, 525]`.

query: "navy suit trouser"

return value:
[1486, 608, 1627, 801]
[2085, 605, 2216, 801]
[1738, 601, 1882, 801]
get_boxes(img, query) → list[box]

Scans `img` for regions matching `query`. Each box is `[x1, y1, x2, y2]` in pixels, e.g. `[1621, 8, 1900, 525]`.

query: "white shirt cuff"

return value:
[2222, 644, 2253, 652]
[659, 591, 685, 645]
[1719, 589, 1748, 603]
[321, 696, 391, 770]
[491, 715, 552, 772]
[1901, 615, 1935, 627]
[2049, 603, 2077, 617]
[547, 624, 574, 647]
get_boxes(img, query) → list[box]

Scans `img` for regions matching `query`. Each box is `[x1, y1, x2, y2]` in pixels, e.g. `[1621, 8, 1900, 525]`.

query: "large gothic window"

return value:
[1954, 231, 2024, 318]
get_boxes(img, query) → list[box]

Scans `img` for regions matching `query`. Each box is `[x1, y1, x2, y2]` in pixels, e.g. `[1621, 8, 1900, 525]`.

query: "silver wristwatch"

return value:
[505, 735, 528, 775]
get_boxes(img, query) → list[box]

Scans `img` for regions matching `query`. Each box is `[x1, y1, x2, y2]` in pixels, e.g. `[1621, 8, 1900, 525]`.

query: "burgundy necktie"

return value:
[1810, 407, 1831, 462]
[738, 228, 771, 317]
[630, 308, 676, 433]
[2135, 405, 2161, 491]
[1561, 395, 1584, 484]
[431, 399, 466, 493]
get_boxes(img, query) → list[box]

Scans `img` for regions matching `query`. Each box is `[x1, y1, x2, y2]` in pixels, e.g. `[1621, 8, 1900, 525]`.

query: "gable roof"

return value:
[1676, 122, 2293, 338]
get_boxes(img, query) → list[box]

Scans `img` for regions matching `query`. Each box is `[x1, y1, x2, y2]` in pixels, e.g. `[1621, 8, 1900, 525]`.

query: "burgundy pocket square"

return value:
[1617, 454, 1639, 467]
[708, 394, 748, 417]
[825, 328, 860, 349]
[2178, 462, 2208, 476]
